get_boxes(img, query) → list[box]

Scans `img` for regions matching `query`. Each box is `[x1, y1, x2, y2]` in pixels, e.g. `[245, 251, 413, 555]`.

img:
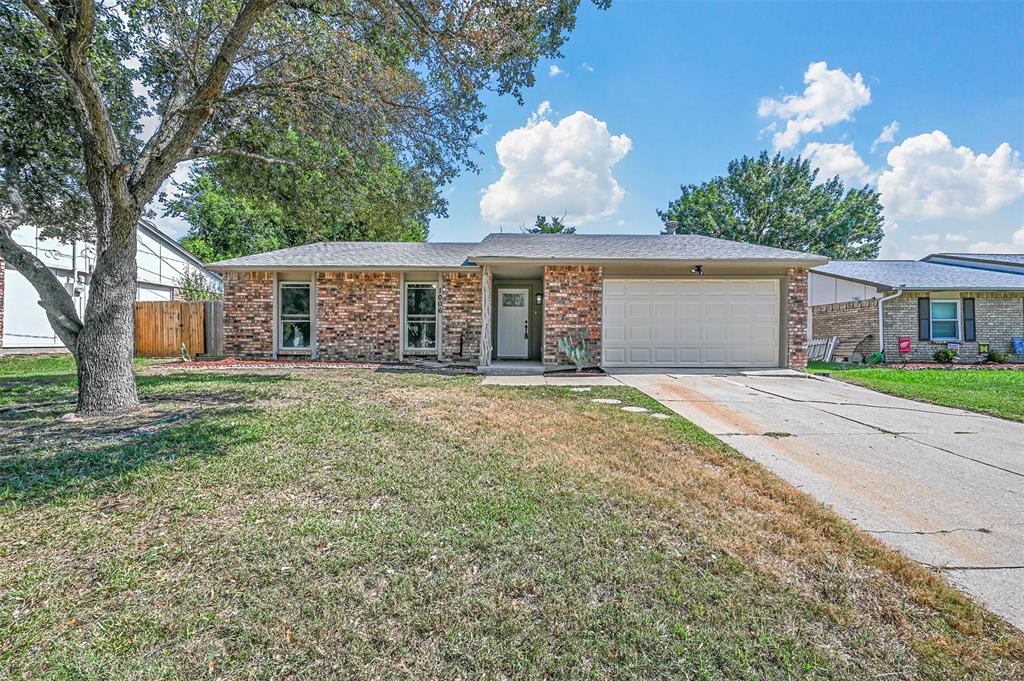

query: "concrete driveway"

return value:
[610, 369, 1024, 629]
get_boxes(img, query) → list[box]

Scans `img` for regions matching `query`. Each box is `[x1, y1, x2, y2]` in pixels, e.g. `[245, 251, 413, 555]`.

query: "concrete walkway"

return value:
[610, 370, 1024, 630]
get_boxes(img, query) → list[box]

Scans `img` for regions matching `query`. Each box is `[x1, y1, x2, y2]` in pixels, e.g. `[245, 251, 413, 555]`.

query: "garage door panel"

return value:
[602, 278, 781, 368]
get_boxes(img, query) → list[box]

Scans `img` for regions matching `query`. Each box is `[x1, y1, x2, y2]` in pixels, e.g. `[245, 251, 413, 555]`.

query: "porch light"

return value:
[535, 292, 543, 305]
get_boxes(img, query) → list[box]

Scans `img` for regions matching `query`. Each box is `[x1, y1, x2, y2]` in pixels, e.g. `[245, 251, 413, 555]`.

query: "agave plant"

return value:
[558, 329, 595, 372]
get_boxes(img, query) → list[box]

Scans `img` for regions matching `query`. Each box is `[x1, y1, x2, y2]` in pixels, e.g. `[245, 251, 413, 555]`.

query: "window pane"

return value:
[931, 301, 957, 321]
[281, 321, 311, 348]
[406, 285, 436, 316]
[406, 321, 436, 349]
[281, 286, 310, 316]
[502, 292, 525, 307]
[932, 320, 958, 339]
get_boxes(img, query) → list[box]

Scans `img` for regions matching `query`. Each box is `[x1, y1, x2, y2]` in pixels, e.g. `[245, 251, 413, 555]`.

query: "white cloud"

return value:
[527, 100, 552, 127]
[877, 131, 1024, 220]
[548, 65, 564, 77]
[802, 142, 874, 186]
[871, 120, 900, 153]
[944, 233, 969, 243]
[758, 61, 871, 150]
[480, 109, 632, 226]
[581, 62, 594, 73]
[910, 233, 941, 242]
[967, 226, 1024, 254]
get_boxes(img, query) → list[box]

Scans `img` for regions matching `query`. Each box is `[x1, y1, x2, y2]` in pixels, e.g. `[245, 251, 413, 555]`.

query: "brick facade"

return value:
[222, 271, 274, 358]
[316, 272, 400, 361]
[813, 291, 1024, 362]
[543, 265, 602, 367]
[440, 271, 483, 363]
[786, 268, 809, 368]
[811, 299, 880, 354]
[883, 291, 1024, 363]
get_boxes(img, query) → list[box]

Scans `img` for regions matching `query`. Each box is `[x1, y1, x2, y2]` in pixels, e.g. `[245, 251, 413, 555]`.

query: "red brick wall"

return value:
[223, 271, 274, 358]
[441, 271, 482, 363]
[811, 299, 879, 354]
[316, 272, 400, 361]
[786, 268, 809, 368]
[543, 265, 602, 367]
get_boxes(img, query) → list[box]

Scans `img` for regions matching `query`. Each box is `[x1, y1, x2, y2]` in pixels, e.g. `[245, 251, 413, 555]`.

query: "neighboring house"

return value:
[1, 220, 221, 350]
[922, 252, 1024, 276]
[810, 259, 1024, 362]
[208, 233, 826, 370]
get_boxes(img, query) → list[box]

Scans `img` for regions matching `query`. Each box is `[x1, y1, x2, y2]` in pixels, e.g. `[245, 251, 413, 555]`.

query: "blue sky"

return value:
[151, 1, 1024, 258]
[426, 0, 1024, 257]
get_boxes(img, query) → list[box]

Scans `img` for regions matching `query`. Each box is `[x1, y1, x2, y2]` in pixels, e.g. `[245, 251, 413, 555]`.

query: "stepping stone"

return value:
[621, 406, 649, 413]
[591, 398, 621, 404]
[650, 413, 671, 420]
[569, 387, 592, 392]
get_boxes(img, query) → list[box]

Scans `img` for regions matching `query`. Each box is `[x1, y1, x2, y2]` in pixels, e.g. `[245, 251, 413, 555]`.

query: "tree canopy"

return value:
[658, 152, 885, 260]
[170, 127, 441, 263]
[526, 215, 576, 234]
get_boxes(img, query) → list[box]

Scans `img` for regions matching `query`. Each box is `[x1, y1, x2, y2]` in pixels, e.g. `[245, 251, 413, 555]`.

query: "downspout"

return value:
[877, 289, 903, 355]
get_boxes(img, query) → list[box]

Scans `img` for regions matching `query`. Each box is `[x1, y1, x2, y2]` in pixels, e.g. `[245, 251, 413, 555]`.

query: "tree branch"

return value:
[184, 147, 300, 166]
[1, 165, 84, 351]
[131, 0, 275, 202]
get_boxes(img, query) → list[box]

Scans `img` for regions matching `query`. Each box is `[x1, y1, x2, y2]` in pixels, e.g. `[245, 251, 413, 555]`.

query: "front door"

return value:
[496, 287, 530, 358]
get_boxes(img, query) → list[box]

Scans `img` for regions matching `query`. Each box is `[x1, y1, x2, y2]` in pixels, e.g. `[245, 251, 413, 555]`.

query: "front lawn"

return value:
[807, 362, 1024, 422]
[1, 357, 1021, 678]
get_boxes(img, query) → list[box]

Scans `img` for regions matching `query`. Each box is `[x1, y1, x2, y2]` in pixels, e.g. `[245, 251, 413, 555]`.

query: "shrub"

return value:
[558, 329, 595, 372]
[985, 350, 1009, 363]
[933, 348, 958, 363]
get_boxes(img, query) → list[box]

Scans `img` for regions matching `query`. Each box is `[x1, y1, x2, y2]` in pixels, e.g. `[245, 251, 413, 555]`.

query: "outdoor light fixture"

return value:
[535, 292, 543, 305]
[691, 265, 704, 276]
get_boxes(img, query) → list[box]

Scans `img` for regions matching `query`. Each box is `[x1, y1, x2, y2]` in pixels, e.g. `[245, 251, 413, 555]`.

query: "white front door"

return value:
[496, 287, 530, 358]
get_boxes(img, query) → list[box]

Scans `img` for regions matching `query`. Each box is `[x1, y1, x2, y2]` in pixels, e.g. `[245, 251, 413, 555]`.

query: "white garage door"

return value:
[602, 278, 781, 367]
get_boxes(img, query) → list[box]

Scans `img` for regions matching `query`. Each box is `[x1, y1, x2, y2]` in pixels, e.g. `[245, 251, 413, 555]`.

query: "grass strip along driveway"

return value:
[1, 357, 1022, 678]
[807, 362, 1024, 422]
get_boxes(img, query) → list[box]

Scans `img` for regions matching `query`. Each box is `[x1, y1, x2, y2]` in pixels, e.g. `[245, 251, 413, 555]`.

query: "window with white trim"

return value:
[279, 282, 312, 352]
[404, 282, 437, 352]
[930, 299, 960, 341]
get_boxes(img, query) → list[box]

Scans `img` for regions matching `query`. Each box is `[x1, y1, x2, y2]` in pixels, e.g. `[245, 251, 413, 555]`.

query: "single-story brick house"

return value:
[810, 259, 1024, 362]
[208, 233, 826, 370]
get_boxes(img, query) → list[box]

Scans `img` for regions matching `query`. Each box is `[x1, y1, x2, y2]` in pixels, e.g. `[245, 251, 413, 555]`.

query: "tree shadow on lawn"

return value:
[0, 372, 288, 507]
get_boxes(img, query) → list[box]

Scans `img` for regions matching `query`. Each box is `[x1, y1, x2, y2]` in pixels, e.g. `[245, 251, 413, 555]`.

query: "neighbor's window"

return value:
[279, 282, 311, 351]
[930, 300, 959, 341]
[405, 282, 437, 352]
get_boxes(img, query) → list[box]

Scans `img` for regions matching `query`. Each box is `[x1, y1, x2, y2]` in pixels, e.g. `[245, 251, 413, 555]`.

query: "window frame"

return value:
[278, 281, 313, 354]
[929, 298, 961, 342]
[403, 281, 439, 355]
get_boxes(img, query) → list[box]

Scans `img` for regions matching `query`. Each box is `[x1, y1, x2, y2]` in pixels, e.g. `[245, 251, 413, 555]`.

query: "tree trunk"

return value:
[75, 209, 140, 414]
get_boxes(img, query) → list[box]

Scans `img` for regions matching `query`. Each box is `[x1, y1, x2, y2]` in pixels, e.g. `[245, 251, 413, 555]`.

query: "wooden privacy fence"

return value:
[135, 301, 206, 358]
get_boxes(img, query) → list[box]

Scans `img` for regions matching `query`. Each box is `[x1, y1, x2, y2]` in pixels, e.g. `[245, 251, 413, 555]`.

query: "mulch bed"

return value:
[879, 362, 1024, 371]
[158, 357, 479, 374]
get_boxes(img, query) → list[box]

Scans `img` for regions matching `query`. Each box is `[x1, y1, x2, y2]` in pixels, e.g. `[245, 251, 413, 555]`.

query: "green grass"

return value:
[1, 356, 1021, 678]
[0, 354, 152, 407]
[808, 362, 1024, 421]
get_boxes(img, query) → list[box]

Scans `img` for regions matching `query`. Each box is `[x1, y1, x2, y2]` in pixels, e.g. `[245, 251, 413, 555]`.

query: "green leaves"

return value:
[658, 152, 885, 260]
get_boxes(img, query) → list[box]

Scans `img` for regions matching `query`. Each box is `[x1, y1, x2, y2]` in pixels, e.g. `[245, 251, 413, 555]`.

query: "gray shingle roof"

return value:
[923, 253, 1024, 266]
[209, 242, 477, 270]
[813, 260, 1024, 291]
[468, 233, 827, 263]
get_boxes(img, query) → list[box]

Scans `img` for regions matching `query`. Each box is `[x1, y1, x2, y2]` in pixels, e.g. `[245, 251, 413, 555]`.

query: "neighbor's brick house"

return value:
[810, 259, 1024, 362]
[210, 233, 827, 370]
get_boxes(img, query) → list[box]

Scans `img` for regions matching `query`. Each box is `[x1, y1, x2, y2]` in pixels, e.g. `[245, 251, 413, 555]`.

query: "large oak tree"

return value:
[1, 0, 605, 414]
[658, 152, 885, 260]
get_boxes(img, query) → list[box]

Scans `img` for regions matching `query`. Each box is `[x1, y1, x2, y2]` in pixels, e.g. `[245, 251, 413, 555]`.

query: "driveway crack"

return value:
[868, 527, 992, 536]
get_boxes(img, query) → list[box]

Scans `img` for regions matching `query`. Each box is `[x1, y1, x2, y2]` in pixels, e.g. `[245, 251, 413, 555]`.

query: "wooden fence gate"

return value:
[135, 301, 206, 358]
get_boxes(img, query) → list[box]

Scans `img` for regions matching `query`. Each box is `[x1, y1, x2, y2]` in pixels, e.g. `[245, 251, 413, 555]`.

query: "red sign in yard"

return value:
[899, 337, 911, 353]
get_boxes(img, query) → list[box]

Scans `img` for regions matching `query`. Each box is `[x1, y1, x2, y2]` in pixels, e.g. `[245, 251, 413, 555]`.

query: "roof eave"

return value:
[208, 263, 481, 272]
[468, 256, 828, 266]
[813, 270, 1024, 292]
